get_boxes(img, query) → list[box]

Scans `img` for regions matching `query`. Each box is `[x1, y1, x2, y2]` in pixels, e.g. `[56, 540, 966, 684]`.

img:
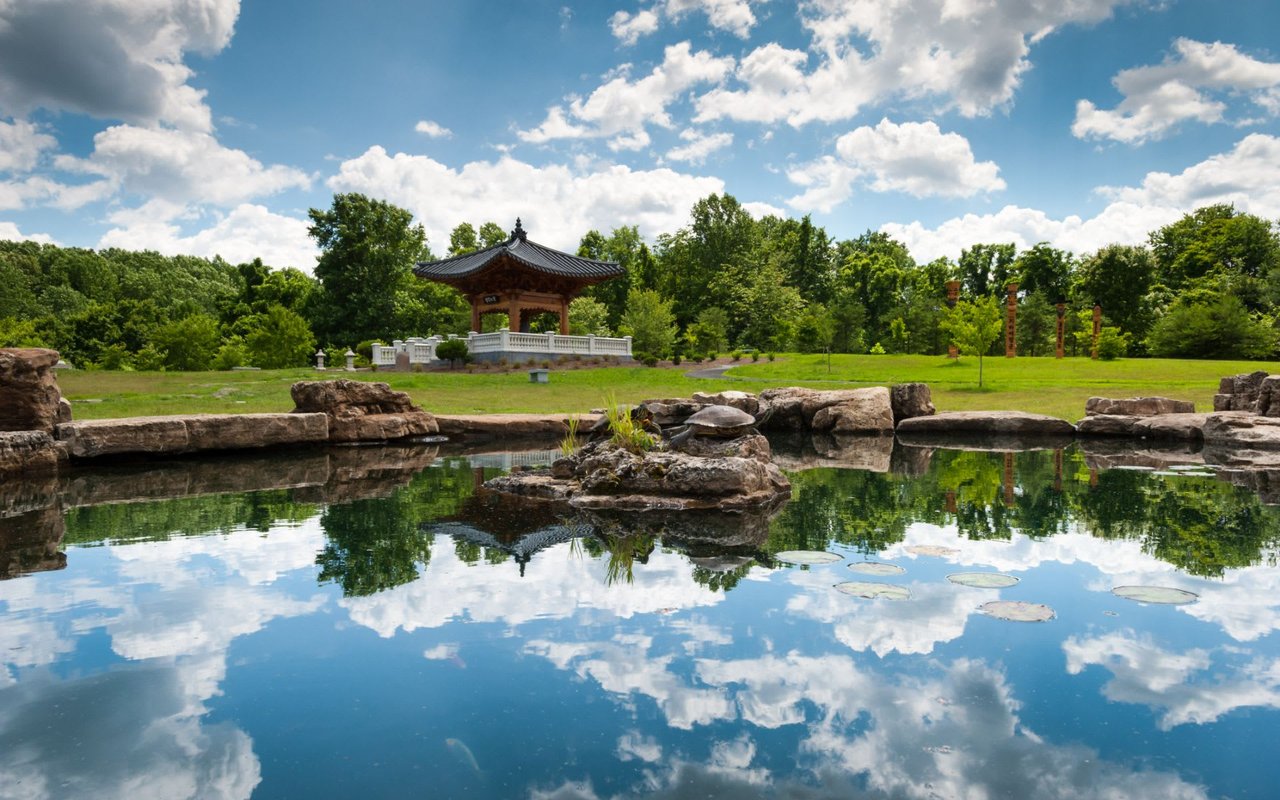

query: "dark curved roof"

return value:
[414, 220, 621, 281]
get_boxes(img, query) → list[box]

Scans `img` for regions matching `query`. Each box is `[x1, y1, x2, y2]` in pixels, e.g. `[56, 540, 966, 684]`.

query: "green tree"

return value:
[941, 296, 1004, 387]
[153, 314, 222, 371]
[1015, 243, 1072, 301]
[477, 221, 507, 248]
[958, 243, 1016, 298]
[1151, 205, 1280, 307]
[1145, 293, 1276, 359]
[568, 296, 611, 335]
[685, 306, 729, 355]
[794, 305, 835, 354]
[307, 193, 428, 347]
[1017, 291, 1057, 357]
[245, 305, 317, 368]
[1074, 244, 1157, 351]
[448, 222, 479, 255]
[619, 288, 678, 357]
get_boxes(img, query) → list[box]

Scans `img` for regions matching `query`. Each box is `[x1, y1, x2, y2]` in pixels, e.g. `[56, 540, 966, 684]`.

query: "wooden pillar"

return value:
[945, 490, 957, 514]
[470, 301, 481, 333]
[509, 295, 523, 333]
[1055, 303, 1065, 359]
[1091, 304, 1102, 360]
[945, 280, 960, 359]
[559, 297, 570, 335]
[1005, 283, 1018, 358]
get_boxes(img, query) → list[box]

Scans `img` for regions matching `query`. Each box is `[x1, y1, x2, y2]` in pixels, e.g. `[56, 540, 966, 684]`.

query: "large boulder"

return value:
[1131, 413, 1208, 441]
[890, 383, 935, 423]
[1215, 370, 1271, 412]
[0, 348, 68, 432]
[291, 379, 437, 442]
[486, 436, 791, 512]
[896, 411, 1076, 437]
[56, 413, 329, 458]
[1203, 412, 1280, 449]
[1085, 396, 1194, 416]
[690, 390, 760, 415]
[1255, 376, 1280, 417]
[810, 388, 894, 435]
[0, 430, 63, 476]
[757, 387, 818, 431]
[1076, 415, 1140, 437]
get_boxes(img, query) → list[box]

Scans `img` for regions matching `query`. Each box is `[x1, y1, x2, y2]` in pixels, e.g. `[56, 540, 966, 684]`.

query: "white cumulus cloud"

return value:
[1074, 39, 1280, 144]
[666, 128, 733, 164]
[883, 133, 1280, 261]
[0, 119, 56, 173]
[609, 0, 762, 44]
[97, 203, 317, 271]
[519, 42, 734, 151]
[414, 119, 452, 138]
[787, 119, 1004, 212]
[0, 220, 56, 244]
[696, 0, 1143, 126]
[327, 145, 726, 251]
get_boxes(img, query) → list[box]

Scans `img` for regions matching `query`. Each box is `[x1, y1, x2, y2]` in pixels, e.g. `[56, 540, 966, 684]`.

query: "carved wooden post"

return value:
[1055, 303, 1065, 359]
[945, 280, 960, 359]
[1005, 283, 1018, 358]
[945, 489, 957, 514]
[1053, 448, 1064, 493]
[1091, 304, 1102, 360]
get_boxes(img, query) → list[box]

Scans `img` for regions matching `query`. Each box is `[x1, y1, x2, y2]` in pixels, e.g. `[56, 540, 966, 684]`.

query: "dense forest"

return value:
[2, 191, 1278, 370]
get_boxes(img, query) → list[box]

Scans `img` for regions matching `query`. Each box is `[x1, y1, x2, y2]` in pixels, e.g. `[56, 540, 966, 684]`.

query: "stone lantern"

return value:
[344, 349, 356, 371]
[315, 349, 326, 370]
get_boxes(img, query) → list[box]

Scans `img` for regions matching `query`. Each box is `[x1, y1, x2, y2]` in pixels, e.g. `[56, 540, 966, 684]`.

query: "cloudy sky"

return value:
[1, 0, 1278, 270]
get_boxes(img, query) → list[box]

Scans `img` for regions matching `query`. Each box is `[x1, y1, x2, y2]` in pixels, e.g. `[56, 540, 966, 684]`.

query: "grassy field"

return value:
[55, 353, 1280, 421]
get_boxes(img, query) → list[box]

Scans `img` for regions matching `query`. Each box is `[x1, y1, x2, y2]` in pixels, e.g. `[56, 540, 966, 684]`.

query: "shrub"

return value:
[731, 351, 742, 361]
[643, 354, 659, 367]
[691, 355, 704, 364]
[671, 354, 682, 366]
[133, 344, 165, 371]
[153, 314, 221, 371]
[707, 351, 718, 361]
[541, 359, 552, 368]
[870, 342, 886, 355]
[767, 352, 775, 362]
[435, 338, 469, 367]
[751, 351, 760, 362]
[213, 339, 249, 370]
[244, 306, 315, 369]
[1096, 327, 1130, 361]
[632, 350, 651, 364]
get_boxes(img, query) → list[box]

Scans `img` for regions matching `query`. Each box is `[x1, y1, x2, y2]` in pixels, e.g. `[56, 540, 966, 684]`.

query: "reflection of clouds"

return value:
[0, 519, 327, 800]
[342, 542, 724, 638]
[1064, 630, 1280, 729]
[785, 567, 993, 656]
[531, 650, 1209, 798]
[616, 731, 661, 763]
[527, 636, 733, 730]
[890, 522, 1280, 643]
[0, 665, 260, 800]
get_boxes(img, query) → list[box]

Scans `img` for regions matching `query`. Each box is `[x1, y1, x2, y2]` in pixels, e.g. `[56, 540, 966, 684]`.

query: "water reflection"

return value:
[2, 441, 1280, 797]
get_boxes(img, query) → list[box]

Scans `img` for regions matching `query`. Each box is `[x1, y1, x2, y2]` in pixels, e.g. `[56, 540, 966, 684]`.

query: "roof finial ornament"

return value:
[512, 218, 527, 242]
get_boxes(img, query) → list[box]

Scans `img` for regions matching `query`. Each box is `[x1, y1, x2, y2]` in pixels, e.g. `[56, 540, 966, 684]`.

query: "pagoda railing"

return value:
[372, 330, 632, 366]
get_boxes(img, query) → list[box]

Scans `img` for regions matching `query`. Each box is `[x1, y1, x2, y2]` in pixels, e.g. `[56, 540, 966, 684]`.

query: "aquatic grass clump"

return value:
[604, 393, 655, 454]
[559, 415, 580, 458]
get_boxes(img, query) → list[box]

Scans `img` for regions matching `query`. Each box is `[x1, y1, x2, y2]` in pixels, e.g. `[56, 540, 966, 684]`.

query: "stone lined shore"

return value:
[7, 347, 1280, 479]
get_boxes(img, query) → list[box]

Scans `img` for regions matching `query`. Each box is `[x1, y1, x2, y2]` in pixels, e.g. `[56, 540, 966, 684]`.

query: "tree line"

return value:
[1, 191, 1277, 370]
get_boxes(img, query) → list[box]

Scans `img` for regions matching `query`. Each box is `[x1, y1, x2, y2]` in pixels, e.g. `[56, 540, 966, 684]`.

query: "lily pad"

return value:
[775, 550, 842, 565]
[1111, 585, 1198, 605]
[947, 572, 1019, 589]
[849, 562, 905, 576]
[906, 545, 959, 558]
[834, 581, 911, 600]
[980, 600, 1055, 622]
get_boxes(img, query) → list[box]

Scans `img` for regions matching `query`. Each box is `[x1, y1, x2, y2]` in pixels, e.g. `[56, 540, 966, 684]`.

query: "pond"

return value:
[2, 441, 1280, 799]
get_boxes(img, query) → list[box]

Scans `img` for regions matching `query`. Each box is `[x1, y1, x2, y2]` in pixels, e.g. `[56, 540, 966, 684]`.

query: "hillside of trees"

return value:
[1, 191, 1277, 370]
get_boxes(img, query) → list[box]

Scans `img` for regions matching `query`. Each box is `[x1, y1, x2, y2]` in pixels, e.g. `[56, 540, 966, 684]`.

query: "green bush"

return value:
[1146, 294, 1276, 359]
[213, 339, 249, 370]
[643, 354, 659, 367]
[751, 351, 760, 362]
[869, 342, 886, 355]
[767, 352, 775, 362]
[153, 314, 221, 371]
[435, 338, 469, 367]
[731, 351, 742, 361]
[671, 354, 682, 366]
[1096, 327, 1129, 361]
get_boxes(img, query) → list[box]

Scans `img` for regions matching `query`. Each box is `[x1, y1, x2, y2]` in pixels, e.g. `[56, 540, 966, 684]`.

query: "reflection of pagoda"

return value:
[424, 492, 594, 576]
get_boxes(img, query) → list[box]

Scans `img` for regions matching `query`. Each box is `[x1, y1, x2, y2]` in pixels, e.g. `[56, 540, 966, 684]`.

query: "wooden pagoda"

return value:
[413, 220, 622, 333]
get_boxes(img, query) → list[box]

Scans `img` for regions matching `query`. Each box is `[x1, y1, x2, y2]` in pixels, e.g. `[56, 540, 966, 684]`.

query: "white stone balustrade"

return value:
[371, 330, 632, 366]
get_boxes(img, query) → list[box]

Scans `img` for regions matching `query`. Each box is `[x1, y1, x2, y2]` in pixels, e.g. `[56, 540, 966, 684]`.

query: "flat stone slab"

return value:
[436, 413, 601, 440]
[895, 411, 1076, 437]
[1078, 413, 1207, 441]
[1085, 396, 1194, 416]
[56, 413, 329, 458]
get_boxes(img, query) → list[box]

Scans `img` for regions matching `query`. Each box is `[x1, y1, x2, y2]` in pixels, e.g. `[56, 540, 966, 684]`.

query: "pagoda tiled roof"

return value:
[414, 220, 621, 281]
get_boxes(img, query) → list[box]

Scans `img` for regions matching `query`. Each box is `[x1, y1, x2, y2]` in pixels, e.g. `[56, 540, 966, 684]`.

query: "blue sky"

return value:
[1, 0, 1278, 270]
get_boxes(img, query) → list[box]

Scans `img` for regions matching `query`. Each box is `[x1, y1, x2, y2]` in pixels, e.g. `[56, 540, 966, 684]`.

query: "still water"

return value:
[3, 442, 1280, 798]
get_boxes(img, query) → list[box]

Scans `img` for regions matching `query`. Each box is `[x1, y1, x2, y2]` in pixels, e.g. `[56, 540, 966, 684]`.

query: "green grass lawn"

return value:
[55, 353, 1280, 422]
